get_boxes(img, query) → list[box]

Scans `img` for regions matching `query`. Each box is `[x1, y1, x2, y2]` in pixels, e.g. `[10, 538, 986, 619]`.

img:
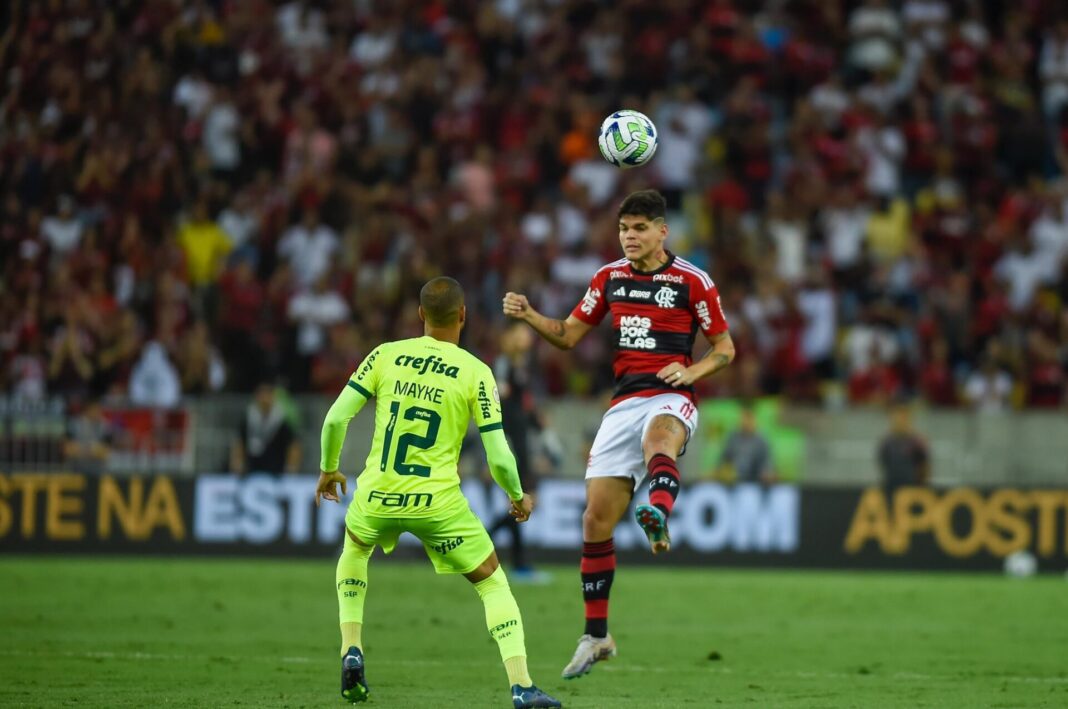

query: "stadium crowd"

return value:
[2, 0, 1067, 412]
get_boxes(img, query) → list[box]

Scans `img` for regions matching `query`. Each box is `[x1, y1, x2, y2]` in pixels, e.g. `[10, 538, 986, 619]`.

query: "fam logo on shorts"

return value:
[432, 536, 465, 555]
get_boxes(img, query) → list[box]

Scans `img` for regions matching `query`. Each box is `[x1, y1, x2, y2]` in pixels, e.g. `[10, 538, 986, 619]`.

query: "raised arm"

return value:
[502, 292, 593, 350]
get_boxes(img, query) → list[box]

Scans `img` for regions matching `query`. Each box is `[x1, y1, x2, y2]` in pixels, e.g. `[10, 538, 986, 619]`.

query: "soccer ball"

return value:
[1003, 550, 1037, 578]
[598, 110, 658, 168]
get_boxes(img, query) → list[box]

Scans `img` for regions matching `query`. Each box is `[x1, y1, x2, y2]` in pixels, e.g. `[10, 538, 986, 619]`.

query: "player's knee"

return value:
[344, 529, 374, 557]
[641, 437, 677, 464]
[582, 506, 614, 538]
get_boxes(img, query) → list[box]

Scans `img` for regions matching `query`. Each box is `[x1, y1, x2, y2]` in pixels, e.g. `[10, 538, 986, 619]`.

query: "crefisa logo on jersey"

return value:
[477, 381, 495, 419]
[357, 349, 379, 380]
[394, 354, 459, 378]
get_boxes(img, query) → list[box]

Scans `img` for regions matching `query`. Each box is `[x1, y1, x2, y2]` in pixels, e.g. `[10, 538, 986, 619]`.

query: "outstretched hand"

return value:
[315, 470, 348, 506]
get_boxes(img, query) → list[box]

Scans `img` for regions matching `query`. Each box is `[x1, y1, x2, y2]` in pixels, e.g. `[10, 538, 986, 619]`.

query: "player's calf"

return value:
[646, 453, 681, 518]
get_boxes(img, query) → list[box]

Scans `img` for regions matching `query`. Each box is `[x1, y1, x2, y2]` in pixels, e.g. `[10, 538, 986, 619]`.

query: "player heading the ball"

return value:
[503, 189, 735, 679]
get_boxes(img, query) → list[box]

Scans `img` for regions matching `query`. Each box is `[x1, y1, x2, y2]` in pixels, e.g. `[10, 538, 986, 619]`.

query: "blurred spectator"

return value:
[994, 239, 1048, 313]
[963, 356, 1014, 414]
[716, 405, 775, 485]
[287, 274, 350, 388]
[218, 257, 267, 391]
[766, 193, 809, 286]
[176, 321, 226, 395]
[276, 1, 328, 55]
[1024, 332, 1066, 408]
[230, 381, 301, 474]
[177, 197, 233, 292]
[877, 403, 930, 497]
[487, 322, 545, 578]
[1040, 20, 1068, 122]
[128, 341, 181, 409]
[48, 304, 96, 399]
[310, 322, 360, 395]
[202, 85, 242, 179]
[277, 208, 338, 289]
[63, 399, 113, 475]
[848, 0, 902, 73]
[218, 190, 259, 260]
[9, 334, 47, 402]
[40, 195, 83, 259]
[94, 310, 141, 400]
[918, 338, 957, 407]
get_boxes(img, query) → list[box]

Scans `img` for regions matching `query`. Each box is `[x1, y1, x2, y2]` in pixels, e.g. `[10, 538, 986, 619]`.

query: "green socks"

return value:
[336, 533, 372, 655]
[336, 539, 531, 687]
[474, 566, 532, 687]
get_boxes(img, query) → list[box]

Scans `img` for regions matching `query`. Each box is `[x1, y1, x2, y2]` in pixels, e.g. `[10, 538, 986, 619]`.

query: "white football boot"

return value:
[561, 633, 617, 679]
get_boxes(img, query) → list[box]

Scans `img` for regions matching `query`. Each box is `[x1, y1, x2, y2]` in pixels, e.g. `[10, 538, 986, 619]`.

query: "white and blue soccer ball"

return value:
[1003, 550, 1037, 578]
[598, 109, 658, 168]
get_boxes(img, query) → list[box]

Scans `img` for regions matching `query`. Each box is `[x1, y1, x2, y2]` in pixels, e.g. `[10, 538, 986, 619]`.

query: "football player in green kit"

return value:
[316, 277, 562, 709]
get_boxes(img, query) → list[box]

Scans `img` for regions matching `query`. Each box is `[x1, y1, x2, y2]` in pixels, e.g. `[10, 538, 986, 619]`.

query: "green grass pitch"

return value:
[1, 556, 1066, 707]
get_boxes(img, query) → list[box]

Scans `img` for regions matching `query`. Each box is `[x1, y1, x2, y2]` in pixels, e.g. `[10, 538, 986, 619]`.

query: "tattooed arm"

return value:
[502, 292, 593, 350]
[658, 331, 736, 388]
[698, 331, 735, 375]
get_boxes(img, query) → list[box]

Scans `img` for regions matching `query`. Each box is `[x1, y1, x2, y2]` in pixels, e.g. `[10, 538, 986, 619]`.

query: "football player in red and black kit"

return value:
[503, 189, 735, 679]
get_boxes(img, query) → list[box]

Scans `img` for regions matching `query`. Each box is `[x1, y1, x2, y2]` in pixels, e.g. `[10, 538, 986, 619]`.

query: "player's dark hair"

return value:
[420, 277, 465, 326]
[618, 189, 667, 221]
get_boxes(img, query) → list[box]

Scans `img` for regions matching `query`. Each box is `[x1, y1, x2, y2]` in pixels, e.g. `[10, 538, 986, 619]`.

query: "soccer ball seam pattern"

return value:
[598, 109, 658, 169]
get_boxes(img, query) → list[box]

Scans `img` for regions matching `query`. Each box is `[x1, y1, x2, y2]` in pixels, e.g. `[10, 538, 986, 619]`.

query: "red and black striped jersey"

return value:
[569, 252, 729, 406]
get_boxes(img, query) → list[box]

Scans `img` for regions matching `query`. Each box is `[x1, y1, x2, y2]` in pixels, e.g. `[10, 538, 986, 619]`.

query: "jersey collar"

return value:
[629, 250, 676, 276]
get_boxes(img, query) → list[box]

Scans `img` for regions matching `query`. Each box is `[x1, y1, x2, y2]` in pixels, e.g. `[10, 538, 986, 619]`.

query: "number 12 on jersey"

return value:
[379, 401, 441, 477]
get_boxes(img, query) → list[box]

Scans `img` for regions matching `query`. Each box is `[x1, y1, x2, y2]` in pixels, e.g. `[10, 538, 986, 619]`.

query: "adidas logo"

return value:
[613, 286, 626, 296]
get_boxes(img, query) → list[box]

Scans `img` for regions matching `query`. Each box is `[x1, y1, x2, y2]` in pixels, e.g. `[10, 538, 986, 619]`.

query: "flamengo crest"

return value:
[654, 286, 677, 308]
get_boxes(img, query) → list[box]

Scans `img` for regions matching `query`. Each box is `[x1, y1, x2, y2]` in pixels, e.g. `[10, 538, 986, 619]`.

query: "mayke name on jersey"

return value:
[394, 380, 445, 403]
[394, 354, 459, 378]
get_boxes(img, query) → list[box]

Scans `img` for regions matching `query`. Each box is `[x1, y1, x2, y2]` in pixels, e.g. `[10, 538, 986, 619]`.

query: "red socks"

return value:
[580, 539, 615, 638]
[647, 453, 681, 517]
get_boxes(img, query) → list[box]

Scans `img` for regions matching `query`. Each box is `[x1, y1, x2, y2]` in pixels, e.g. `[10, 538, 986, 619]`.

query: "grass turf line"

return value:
[1, 557, 1066, 707]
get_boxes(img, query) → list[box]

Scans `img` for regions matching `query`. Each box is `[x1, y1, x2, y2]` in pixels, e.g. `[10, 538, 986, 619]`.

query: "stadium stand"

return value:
[1, 0, 1065, 431]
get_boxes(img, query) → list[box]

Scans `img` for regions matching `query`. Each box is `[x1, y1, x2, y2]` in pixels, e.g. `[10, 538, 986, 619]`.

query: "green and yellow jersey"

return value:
[320, 335, 523, 518]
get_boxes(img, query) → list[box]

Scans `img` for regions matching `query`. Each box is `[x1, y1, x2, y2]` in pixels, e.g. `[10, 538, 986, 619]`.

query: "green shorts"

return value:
[345, 501, 495, 575]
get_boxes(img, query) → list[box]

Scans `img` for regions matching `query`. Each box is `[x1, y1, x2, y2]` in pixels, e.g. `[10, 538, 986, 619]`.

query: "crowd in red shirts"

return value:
[1, 0, 1066, 412]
